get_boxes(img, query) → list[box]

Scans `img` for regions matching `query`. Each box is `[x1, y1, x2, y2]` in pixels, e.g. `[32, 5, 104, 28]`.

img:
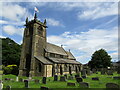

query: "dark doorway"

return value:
[75, 66, 78, 73]
[69, 66, 71, 75]
[60, 65, 63, 75]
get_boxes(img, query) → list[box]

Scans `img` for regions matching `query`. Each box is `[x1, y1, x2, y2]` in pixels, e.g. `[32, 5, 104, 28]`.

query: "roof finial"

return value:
[34, 12, 37, 20]
[26, 17, 28, 24]
[44, 19, 46, 25]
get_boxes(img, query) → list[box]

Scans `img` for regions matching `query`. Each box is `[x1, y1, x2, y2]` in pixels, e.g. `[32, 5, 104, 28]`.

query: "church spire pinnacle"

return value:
[34, 12, 37, 20]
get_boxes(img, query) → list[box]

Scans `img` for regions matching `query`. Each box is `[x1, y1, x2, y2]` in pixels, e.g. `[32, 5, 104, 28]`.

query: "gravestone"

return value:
[81, 70, 86, 76]
[107, 70, 113, 75]
[60, 76, 66, 81]
[54, 75, 58, 81]
[79, 82, 89, 88]
[75, 74, 80, 78]
[0, 80, 3, 90]
[28, 77, 32, 80]
[106, 83, 120, 88]
[41, 86, 49, 90]
[42, 77, 46, 84]
[34, 79, 40, 84]
[117, 67, 120, 74]
[86, 69, 90, 75]
[113, 76, 120, 80]
[68, 76, 74, 80]
[64, 74, 67, 79]
[67, 82, 76, 86]
[76, 77, 83, 83]
[19, 78, 23, 82]
[92, 68, 97, 73]
[92, 77, 99, 81]
[82, 75, 86, 79]
[16, 77, 18, 82]
[6, 85, 11, 90]
[101, 70, 106, 75]
[24, 80, 29, 88]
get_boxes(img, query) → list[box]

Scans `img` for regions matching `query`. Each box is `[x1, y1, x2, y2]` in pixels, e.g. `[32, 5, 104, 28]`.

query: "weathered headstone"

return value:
[79, 82, 89, 88]
[106, 83, 120, 88]
[54, 75, 58, 81]
[81, 70, 86, 76]
[75, 74, 80, 78]
[92, 68, 97, 73]
[42, 77, 46, 84]
[82, 75, 86, 79]
[0, 80, 3, 90]
[60, 76, 66, 81]
[16, 77, 18, 82]
[64, 74, 67, 79]
[68, 76, 74, 80]
[41, 86, 49, 90]
[67, 82, 76, 86]
[24, 80, 29, 88]
[28, 77, 32, 80]
[113, 76, 120, 80]
[92, 77, 99, 81]
[86, 69, 90, 75]
[107, 70, 113, 75]
[6, 85, 11, 90]
[19, 78, 23, 82]
[34, 79, 40, 84]
[76, 77, 83, 83]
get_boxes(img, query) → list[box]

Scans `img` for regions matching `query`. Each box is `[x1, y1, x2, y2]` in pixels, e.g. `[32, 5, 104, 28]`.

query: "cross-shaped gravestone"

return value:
[24, 80, 29, 88]
[54, 75, 58, 81]
[76, 77, 83, 83]
[42, 77, 46, 84]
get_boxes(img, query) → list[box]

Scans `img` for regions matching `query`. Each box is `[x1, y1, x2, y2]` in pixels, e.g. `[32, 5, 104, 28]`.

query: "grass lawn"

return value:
[2, 72, 120, 88]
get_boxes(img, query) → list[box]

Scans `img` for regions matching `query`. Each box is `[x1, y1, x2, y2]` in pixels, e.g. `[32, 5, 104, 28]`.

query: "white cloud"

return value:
[3, 25, 24, 36]
[47, 27, 118, 64]
[46, 18, 64, 27]
[78, 2, 118, 20]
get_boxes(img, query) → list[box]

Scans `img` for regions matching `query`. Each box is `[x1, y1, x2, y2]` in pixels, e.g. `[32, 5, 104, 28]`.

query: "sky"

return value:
[0, 1, 119, 64]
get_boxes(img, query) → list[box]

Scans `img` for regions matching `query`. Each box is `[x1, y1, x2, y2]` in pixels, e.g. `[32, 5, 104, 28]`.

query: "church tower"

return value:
[19, 13, 47, 77]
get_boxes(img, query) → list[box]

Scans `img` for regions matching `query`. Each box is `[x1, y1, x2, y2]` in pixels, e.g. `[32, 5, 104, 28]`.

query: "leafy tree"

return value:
[88, 49, 112, 69]
[2, 37, 21, 66]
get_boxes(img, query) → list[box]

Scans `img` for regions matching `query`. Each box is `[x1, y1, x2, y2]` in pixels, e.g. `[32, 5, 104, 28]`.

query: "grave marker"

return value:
[79, 82, 89, 88]
[60, 76, 66, 81]
[6, 85, 11, 90]
[24, 80, 29, 88]
[76, 77, 83, 83]
[106, 83, 120, 88]
[54, 75, 58, 81]
[42, 77, 46, 84]
[92, 77, 99, 81]
[67, 82, 76, 86]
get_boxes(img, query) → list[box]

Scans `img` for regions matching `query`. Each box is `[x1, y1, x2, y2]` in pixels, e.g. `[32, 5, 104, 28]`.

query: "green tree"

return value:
[2, 37, 21, 66]
[88, 49, 112, 69]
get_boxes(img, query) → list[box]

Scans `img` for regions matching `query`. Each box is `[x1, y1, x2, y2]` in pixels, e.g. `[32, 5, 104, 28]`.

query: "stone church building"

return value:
[19, 13, 82, 77]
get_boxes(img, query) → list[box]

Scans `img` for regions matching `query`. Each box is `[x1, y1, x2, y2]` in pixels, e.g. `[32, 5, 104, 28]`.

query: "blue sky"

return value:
[0, 1, 119, 64]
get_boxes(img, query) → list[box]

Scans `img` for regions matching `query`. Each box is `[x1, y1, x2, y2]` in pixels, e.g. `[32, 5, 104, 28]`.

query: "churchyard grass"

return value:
[2, 72, 120, 88]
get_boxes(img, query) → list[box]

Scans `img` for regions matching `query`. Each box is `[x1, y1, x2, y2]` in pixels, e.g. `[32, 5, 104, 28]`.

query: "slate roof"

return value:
[66, 51, 76, 60]
[35, 55, 53, 65]
[48, 57, 81, 64]
[46, 43, 68, 56]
